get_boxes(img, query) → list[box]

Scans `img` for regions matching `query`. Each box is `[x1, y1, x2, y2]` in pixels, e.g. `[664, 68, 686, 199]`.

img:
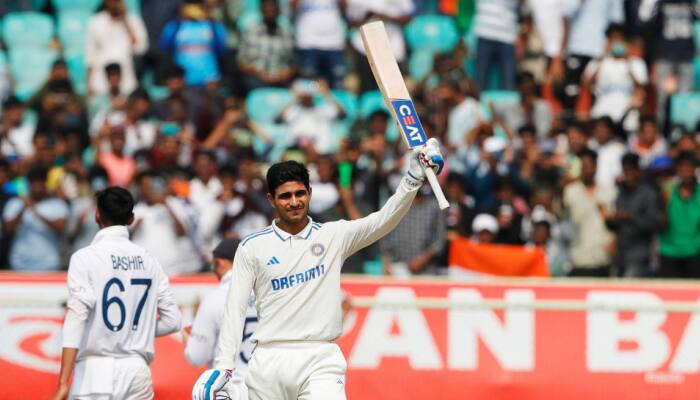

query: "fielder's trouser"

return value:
[71, 356, 153, 400]
[246, 342, 347, 400]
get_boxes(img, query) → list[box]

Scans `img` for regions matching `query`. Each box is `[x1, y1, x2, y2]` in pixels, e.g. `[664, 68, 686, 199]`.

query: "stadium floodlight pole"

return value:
[360, 20, 450, 210]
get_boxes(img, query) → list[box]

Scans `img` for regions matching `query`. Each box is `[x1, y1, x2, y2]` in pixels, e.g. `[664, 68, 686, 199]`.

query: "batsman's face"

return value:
[269, 181, 311, 224]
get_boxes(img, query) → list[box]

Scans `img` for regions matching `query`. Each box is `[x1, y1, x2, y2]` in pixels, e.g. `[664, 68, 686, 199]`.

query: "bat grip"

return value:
[424, 168, 450, 210]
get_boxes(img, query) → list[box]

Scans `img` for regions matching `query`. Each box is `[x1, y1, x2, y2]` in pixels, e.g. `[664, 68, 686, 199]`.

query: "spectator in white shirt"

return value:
[85, 0, 148, 96]
[131, 172, 202, 275]
[347, 0, 413, 93]
[292, 0, 348, 89]
[589, 116, 626, 187]
[276, 79, 346, 154]
[0, 96, 34, 162]
[583, 24, 648, 124]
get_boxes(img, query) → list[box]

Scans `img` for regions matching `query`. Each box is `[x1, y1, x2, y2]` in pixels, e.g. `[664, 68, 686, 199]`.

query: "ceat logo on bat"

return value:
[391, 99, 427, 148]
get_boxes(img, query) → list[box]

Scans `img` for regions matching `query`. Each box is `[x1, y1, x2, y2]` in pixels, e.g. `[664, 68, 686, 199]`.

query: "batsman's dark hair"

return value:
[266, 160, 310, 196]
[96, 186, 134, 226]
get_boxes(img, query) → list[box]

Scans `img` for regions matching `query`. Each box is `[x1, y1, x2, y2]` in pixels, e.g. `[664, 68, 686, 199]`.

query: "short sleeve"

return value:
[2, 198, 24, 221]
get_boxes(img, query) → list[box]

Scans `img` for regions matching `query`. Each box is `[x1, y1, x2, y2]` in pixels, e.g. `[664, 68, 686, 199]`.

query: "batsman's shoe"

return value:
[408, 138, 444, 182]
[192, 369, 232, 400]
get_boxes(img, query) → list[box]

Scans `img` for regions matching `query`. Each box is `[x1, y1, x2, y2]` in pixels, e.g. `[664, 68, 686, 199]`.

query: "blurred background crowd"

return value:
[0, 0, 698, 279]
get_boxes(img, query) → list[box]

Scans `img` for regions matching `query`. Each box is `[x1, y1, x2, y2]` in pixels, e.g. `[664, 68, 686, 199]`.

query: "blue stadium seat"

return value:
[9, 48, 58, 100]
[359, 90, 389, 119]
[326, 90, 358, 140]
[32, 0, 49, 11]
[409, 49, 435, 81]
[124, 0, 141, 14]
[259, 122, 291, 161]
[64, 50, 86, 95]
[57, 11, 91, 53]
[246, 87, 293, 123]
[479, 90, 520, 120]
[405, 15, 459, 53]
[670, 93, 700, 129]
[2, 12, 54, 50]
[51, 0, 100, 13]
[243, 0, 260, 13]
[694, 57, 700, 90]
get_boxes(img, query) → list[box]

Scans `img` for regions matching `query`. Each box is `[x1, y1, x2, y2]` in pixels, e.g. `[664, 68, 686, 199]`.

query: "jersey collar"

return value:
[271, 217, 316, 241]
[92, 225, 130, 244]
[220, 270, 233, 286]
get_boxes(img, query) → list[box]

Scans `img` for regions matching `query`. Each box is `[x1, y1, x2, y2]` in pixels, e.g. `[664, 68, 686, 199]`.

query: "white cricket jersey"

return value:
[63, 226, 181, 363]
[185, 270, 257, 374]
[213, 176, 420, 370]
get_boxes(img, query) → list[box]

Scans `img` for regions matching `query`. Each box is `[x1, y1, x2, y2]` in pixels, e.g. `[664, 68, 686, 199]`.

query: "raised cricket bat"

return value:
[360, 21, 450, 210]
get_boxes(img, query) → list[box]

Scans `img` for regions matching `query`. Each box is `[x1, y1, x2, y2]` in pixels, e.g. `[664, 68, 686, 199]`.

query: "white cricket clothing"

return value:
[213, 175, 420, 372]
[70, 356, 153, 400]
[63, 226, 181, 362]
[246, 342, 346, 400]
[185, 270, 258, 376]
[63, 226, 180, 398]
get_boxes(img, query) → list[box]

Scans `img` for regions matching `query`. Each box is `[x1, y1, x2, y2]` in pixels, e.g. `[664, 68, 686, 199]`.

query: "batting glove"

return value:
[408, 138, 444, 182]
[192, 369, 232, 400]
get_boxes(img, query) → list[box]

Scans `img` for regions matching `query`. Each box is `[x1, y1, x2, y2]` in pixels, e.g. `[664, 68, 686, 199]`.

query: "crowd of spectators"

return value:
[0, 0, 699, 279]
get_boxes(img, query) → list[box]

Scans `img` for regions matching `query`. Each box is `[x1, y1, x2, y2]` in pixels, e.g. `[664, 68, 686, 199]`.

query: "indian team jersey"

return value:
[214, 177, 420, 370]
[185, 270, 257, 375]
[64, 226, 179, 363]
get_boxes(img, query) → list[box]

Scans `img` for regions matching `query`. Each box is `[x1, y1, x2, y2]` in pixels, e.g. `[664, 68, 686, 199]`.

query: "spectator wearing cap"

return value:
[292, 0, 348, 89]
[658, 152, 700, 278]
[2, 166, 69, 270]
[471, 213, 499, 244]
[237, 0, 296, 94]
[589, 116, 626, 187]
[131, 172, 202, 275]
[628, 115, 668, 169]
[605, 153, 662, 277]
[0, 97, 34, 162]
[563, 149, 617, 277]
[639, 0, 699, 127]
[381, 189, 446, 276]
[160, 1, 227, 87]
[582, 24, 648, 124]
[275, 79, 346, 155]
[85, 0, 149, 96]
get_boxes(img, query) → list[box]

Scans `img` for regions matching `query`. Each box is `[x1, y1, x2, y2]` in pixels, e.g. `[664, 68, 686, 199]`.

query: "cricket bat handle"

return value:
[424, 167, 450, 210]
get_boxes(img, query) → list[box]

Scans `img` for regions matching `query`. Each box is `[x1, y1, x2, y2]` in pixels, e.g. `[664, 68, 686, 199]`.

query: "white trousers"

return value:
[246, 342, 347, 400]
[71, 357, 153, 400]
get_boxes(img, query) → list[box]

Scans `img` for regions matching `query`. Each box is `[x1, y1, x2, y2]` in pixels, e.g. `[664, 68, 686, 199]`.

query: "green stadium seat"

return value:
[2, 12, 54, 49]
[670, 93, 700, 130]
[405, 15, 459, 53]
[57, 11, 91, 53]
[246, 87, 293, 123]
[479, 90, 520, 120]
[359, 90, 389, 119]
[51, 0, 100, 13]
[409, 49, 435, 81]
[9, 48, 58, 100]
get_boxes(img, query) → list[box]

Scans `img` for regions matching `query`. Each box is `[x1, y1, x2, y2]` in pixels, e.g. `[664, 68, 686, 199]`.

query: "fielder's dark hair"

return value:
[266, 160, 310, 195]
[95, 186, 134, 226]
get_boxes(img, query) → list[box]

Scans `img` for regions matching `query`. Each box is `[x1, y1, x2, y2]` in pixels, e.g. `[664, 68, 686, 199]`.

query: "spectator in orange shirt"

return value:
[97, 125, 136, 187]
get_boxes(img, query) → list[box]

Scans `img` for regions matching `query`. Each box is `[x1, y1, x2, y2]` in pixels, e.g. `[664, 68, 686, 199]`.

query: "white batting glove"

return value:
[192, 369, 232, 400]
[407, 138, 445, 182]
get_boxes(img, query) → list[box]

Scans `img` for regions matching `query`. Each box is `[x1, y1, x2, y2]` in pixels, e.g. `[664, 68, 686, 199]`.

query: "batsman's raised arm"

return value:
[337, 138, 444, 259]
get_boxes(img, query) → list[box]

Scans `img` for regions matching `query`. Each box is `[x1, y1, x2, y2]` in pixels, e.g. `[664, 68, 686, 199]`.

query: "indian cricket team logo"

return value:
[311, 243, 325, 256]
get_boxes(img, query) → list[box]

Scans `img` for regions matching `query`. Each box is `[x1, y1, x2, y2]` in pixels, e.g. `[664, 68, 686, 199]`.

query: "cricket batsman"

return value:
[192, 138, 444, 400]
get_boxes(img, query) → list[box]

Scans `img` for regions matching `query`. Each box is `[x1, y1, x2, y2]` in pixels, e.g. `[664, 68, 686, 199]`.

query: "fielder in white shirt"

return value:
[51, 187, 182, 400]
[192, 139, 444, 400]
[184, 237, 257, 400]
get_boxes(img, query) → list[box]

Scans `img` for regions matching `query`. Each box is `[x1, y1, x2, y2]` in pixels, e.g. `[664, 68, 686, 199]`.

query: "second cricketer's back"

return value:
[65, 226, 178, 363]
